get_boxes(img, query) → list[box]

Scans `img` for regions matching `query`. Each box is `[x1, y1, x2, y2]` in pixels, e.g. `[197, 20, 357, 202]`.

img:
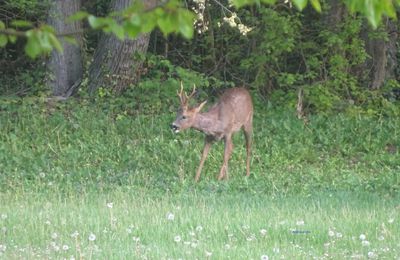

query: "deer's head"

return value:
[171, 82, 206, 133]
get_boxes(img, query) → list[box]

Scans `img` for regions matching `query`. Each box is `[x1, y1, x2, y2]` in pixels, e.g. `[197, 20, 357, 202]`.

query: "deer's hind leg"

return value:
[243, 116, 253, 177]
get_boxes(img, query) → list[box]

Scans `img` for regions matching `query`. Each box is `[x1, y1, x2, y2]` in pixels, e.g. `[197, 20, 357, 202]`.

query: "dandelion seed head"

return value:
[106, 202, 113, 209]
[261, 254, 269, 260]
[174, 235, 181, 243]
[328, 230, 335, 237]
[51, 233, 58, 240]
[196, 225, 203, 232]
[205, 250, 212, 257]
[62, 245, 69, 251]
[296, 220, 305, 226]
[359, 234, 366, 241]
[88, 233, 96, 241]
[260, 229, 267, 236]
[71, 231, 79, 238]
[367, 251, 376, 258]
[362, 240, 370, 247]
[166, 212, 175, 221]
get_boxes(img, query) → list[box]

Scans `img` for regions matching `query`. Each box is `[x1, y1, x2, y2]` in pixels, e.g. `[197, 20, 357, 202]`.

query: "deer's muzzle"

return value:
[170, 123, 180, 133]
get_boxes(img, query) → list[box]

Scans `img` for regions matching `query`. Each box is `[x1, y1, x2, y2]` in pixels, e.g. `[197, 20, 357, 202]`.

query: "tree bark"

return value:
[361, 19, 398, 89]
[47, 0, 83, 97]
[88, 0, 157, 94]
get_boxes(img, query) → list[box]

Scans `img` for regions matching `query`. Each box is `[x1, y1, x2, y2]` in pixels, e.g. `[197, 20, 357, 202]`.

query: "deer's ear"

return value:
[194, 100, 207, 113]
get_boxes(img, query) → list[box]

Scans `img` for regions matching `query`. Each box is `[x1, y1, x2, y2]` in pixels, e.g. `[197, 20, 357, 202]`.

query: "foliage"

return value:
[0, 0, 195, 58]
[0, 96, 398, 194]
[1, 0, 400, 58]
[232, 0, 400, 29]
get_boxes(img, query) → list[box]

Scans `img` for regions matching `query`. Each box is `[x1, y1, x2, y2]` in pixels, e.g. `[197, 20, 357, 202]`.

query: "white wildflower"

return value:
[367, 251, 376, 258]
[328, 230, 335, 237]
[359, 234, 366, 241]
[62, 245, 69, 251]
[336, 232, 343, 238]
[196, 225, 203, 232]
[106, 202, 113, 209]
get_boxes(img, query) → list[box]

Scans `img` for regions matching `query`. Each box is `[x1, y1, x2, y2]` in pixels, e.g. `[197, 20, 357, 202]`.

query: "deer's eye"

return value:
[181, 115, 187, 120]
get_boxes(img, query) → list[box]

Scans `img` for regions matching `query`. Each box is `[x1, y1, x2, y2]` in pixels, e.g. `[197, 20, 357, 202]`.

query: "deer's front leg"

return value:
[195, 136, 213, 182]
[218, 134, 233, 180]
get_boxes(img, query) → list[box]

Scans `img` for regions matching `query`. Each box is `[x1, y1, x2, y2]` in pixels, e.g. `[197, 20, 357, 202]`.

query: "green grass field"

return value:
[0, 97, 399, 259]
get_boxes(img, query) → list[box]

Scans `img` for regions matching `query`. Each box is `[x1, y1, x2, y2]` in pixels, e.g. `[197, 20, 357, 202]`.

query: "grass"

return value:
[1, 191, 399, 259]
[0, 95, 399, 258]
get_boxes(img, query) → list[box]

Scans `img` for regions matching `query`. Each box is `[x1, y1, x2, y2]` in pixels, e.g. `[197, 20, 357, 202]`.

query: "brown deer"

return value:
[171, 83, 253, 182]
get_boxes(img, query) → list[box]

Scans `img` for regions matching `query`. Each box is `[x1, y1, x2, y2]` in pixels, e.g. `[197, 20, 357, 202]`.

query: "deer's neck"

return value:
[193, 112, 223, 138]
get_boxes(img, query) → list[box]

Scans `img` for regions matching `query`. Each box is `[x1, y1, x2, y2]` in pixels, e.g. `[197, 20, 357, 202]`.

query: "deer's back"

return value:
[212, 88, 253, 133]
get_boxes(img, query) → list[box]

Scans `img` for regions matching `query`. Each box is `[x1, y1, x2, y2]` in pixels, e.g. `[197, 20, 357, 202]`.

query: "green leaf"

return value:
[48, 33, 63, 52]
[8, 34, 17, 44]
[158, 12, 177, 35]
[0, 34, 7, 47]
[67, 11, 89, 22]
[11, 20, 33, 28]
[310, 0, 321, 12]
[123, 22, 141, 38]
[261, 0, 278, 4]
[141, 12, 158, 33]
[109, 22, 125, 40]
[292, 0, 308, 10]
[178, 10, 194, 39]
[88, 15, 107, 29]
[25, 32, 41, 58]
[37, 31, 53, 52]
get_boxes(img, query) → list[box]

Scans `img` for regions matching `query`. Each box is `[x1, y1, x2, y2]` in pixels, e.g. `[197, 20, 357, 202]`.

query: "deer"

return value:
[171, 82, 253, 182]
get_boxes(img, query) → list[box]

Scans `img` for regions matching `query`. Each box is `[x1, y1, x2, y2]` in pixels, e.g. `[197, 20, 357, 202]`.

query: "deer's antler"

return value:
[187, 84, 196, 100]
[177, 81, 186, 106]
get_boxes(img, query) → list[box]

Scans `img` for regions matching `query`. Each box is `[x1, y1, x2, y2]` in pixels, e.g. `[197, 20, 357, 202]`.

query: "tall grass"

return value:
[0, 97, 398, 195]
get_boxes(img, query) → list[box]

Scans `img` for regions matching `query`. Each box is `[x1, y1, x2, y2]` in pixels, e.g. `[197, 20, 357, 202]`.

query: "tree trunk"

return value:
[88, 0, 157, 94]
[47, 0, 83, 97]
[362, 19, 398, 89]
